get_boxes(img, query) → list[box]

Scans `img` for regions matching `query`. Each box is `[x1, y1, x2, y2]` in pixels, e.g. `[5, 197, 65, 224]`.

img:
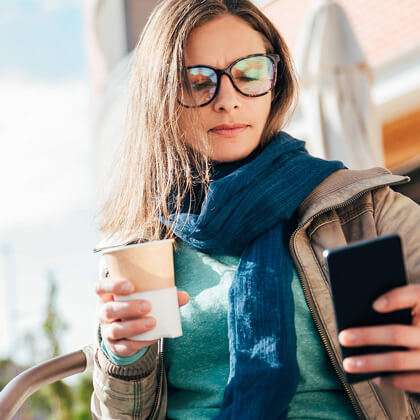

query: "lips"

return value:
[209, 123, 249, 138]
[211, 123, 248, 130]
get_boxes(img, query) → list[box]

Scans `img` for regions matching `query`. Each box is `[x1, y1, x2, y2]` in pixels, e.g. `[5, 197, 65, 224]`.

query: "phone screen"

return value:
[323, 234, 412, 384]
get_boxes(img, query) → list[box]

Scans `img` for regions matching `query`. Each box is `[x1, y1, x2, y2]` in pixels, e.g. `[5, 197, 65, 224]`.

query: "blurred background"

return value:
[0, 0, 419, 418]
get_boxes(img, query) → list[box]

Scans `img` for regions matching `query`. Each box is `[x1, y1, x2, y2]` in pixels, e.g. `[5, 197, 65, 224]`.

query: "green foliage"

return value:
[0, 269, 93, 419]
[42, 270, 69, 358]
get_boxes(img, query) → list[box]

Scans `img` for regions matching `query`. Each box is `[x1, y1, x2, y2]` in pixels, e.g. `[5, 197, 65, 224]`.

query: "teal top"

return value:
[103, 241, 358, 419]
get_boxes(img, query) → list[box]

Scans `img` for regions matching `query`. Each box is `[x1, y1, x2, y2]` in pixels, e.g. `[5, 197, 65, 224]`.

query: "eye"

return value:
[192, 80, 215, 91]
[236, 76, 259, 82]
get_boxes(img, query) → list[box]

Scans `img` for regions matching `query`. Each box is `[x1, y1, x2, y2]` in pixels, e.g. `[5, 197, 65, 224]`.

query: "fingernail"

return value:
[372, 377, 381, 385]
[339, 331, 357, 344]
[344, 358, 364, 370]
[140, 301, 150, 312]
[121, 281, 134, 292]
[373, 297, 387, 311]
[146, 318, 156, 327]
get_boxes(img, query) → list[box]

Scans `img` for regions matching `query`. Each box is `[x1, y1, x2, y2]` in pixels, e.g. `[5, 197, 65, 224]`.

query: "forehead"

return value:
[184, 14, 268, 68]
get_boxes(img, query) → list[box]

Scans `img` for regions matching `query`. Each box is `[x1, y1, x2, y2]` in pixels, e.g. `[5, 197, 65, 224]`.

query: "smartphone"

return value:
[323, 234, 412, 384]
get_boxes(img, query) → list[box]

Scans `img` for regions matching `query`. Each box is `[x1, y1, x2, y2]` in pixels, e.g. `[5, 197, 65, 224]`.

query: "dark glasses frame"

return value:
[178, 53, 281, 108]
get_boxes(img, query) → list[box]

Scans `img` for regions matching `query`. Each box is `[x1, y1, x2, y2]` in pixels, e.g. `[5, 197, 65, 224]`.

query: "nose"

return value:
[212, 74, 240, 112]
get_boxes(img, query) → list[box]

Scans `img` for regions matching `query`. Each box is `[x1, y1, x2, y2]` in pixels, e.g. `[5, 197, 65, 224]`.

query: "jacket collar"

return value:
[297, 167, 411, 225]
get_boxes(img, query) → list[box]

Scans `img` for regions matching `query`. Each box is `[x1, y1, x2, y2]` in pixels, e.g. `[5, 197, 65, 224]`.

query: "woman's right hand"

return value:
[95, 275, 189, 357]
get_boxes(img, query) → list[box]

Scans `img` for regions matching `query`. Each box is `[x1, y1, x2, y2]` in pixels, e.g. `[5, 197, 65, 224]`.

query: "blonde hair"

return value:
[96, 0, 298, 245]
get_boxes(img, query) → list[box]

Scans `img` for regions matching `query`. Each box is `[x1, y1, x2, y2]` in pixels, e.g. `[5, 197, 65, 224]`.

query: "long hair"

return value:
[96, 0, 298, 245]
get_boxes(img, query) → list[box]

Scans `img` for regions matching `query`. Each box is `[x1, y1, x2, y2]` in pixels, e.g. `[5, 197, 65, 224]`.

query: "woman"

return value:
[91, 0, 420, 419]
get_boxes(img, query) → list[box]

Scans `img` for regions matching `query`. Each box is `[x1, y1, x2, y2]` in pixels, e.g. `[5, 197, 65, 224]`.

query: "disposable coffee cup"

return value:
[101, 238, 182, 341]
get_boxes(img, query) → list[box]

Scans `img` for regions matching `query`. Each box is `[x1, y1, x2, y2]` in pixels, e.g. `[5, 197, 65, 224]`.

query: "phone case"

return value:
[323, 234, 412, 384]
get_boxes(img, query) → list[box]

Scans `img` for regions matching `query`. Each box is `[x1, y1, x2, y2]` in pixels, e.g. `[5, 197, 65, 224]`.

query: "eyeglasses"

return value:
[178, 53, 281, 108]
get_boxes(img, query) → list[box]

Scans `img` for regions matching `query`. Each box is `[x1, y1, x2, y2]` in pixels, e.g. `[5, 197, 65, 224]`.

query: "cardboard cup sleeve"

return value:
[114, 286, 182, 340]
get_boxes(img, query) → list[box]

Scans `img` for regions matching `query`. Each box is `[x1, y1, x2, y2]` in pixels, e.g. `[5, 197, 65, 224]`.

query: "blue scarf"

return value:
[161, 131, 346, 419]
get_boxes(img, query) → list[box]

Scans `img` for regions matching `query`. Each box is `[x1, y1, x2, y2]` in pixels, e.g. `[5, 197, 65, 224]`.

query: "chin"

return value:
[210, 146, 257, 162]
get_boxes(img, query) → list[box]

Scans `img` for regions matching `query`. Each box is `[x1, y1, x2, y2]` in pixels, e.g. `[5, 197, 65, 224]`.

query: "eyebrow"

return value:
[186, 52, 267, 69]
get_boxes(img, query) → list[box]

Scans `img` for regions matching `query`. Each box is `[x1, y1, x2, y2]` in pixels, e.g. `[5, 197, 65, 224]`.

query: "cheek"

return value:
[195, 108, 212, 129]
[251, 94, 272, 127]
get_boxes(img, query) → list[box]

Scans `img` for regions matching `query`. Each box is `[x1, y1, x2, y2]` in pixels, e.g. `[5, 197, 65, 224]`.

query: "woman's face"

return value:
[181, 14, 272, 163]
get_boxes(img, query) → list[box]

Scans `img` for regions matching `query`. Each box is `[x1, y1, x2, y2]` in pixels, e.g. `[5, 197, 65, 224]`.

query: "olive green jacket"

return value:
[91, 167, 420, 419]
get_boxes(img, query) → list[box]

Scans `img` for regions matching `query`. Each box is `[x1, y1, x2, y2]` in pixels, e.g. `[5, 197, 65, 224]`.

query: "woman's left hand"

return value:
[338, 284, 420, 392]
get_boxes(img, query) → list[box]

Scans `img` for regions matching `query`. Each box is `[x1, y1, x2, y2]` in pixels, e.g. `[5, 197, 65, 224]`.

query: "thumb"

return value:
[177, 290, 190, 306]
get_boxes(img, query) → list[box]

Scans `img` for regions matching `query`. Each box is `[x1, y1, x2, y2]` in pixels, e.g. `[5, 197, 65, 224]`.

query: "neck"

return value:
[211, 144, 263, 179]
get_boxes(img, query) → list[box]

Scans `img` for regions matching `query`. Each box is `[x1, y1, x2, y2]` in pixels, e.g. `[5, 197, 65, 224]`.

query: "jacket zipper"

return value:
[148, 338, 164, 420]
[289, 180, 411, 420]
[289, 233, 366, 419]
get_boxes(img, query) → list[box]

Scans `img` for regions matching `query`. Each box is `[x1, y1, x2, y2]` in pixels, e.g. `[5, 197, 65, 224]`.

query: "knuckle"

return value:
[120, 302, 136, 318]
[130, 319, 152, 335]
[103, 303, 115, 320]
[391, 353, 405, 370]
[129, 320, 143, 335]
[107, 323, 122, 340]
[361, 357, 371, 370]
[389, 327, 403, 345]
[356, 331, 367, 345]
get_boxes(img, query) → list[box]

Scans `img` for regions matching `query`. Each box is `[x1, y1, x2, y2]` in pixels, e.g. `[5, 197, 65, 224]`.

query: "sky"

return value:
[0, 0, 275, 369]
[0, 0, 86, 81]
[0, 0, 100, 366]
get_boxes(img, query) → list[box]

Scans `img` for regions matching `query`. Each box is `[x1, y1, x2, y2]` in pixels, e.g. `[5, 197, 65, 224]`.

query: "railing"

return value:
[0, 345, 94, 420]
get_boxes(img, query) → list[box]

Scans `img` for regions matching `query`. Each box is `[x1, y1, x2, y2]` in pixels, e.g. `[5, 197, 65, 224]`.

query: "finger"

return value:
[101, 317, 156, 341]
[99, 300, 152, 324]
[97, 291, 114, 303]
[95, 278, 135, 297]
[372, 284, 420, 313]
[343, 350, 420, 374]
[106, 338, 158, 357]
[373, 372, 420, 393]
[339, 324, 420, 349]
[177, 290, 190, 307]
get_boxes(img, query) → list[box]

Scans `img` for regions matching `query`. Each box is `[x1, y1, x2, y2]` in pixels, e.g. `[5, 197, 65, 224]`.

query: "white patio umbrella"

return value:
[295, 0, 385, 169]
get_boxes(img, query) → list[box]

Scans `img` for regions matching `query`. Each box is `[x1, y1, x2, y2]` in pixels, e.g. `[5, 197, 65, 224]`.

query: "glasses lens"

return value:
[179, 67, 217, 107]
[231, 55, 275, 96]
